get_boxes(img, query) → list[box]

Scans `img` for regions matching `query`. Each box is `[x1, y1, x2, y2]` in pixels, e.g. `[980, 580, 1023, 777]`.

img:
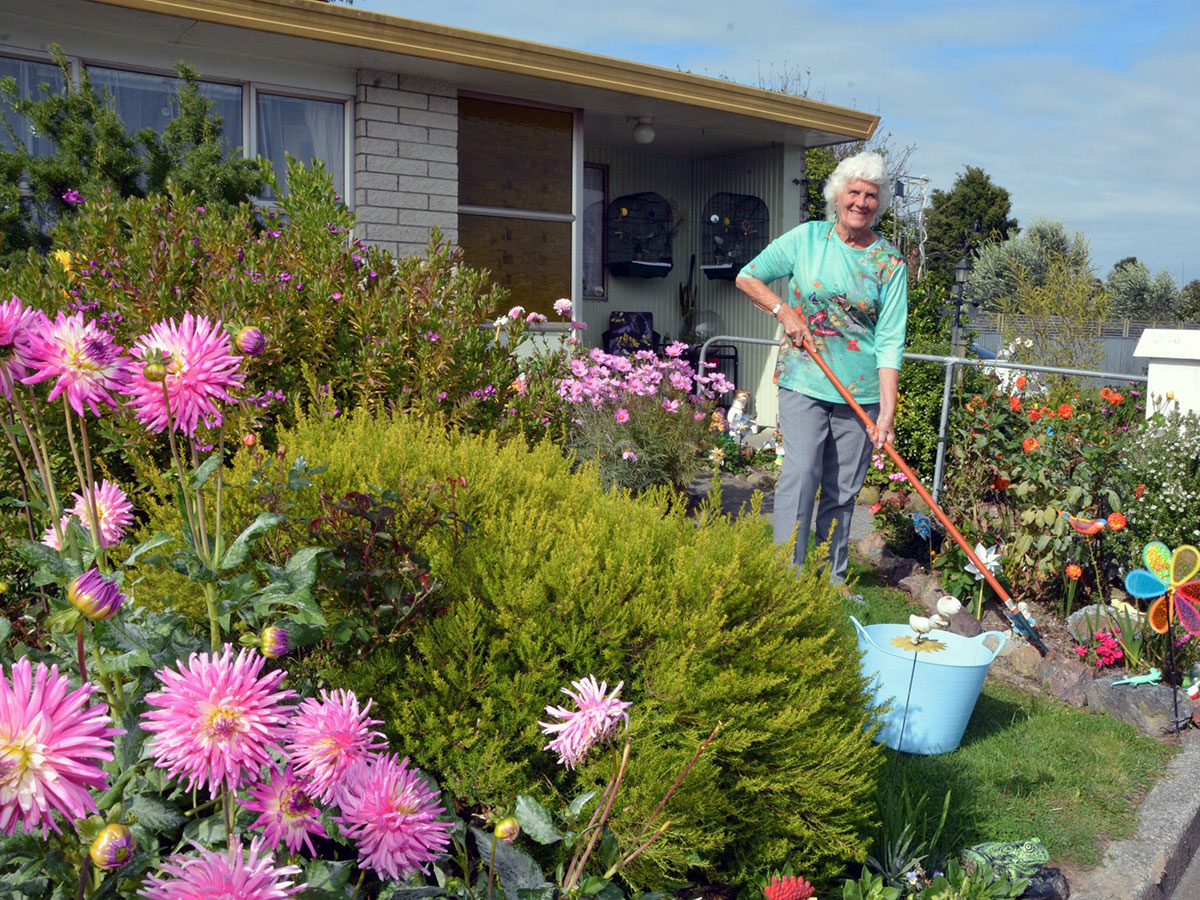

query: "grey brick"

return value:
[355, 205, 398, 224]
[365, 190, 429, 210]
[357, 71, 398, 90]
[393, 174, 455, 195]
[356, 102, 399, 123]
[360, 155, 429, 176]
[396, 108, 457, 130]
[393, 141, 456, 163]
[428, 194, 458, 212]
[427, 128, 457, 147]
[356, 137, 399, 156]
[366, 121, 428, 143]
[362, 85, 429, 110]
[397, 210, 457, 227]
[397, 74, 454, 97]
[428, 95, 457, 115]
[364, 223, 435, 243]
[427, 161, 458, 179]
[356, 171, 399, 191]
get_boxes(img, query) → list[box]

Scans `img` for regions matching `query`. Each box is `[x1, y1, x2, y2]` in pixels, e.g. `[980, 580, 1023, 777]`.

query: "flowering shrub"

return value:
[557, 342, 731, 493]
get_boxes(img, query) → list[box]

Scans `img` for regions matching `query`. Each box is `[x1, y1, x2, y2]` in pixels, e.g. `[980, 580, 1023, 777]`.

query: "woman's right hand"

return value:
[777, 305, 815, 351]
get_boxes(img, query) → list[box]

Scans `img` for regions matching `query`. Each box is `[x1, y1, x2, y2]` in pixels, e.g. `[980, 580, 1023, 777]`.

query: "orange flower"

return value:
[1106, 512, 1126, 531]
[1015, 375, 1027, 390]
[1023, 436, 1040, 452]
[1058, 403, 1074, 419]
[1027, 408, 1041, 422]
[1066, 563, 1082, 580]
[1109, 392, 1123, 405]
[1009, 396, 1022, 412]
[1135, 483, 1146, 498]
[1041, 406, 1054, 418]
[993, 475, 1010, 491]
[1101, 386, 1112, 400]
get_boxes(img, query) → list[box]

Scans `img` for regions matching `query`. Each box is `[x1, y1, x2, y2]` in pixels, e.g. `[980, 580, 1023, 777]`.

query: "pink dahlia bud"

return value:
[261, 626, 290, 659]
[90, 823, 135, 870]
[236, 326, 266, 356]
[67, 569, 125, 621]
[494, 816, 520, 844]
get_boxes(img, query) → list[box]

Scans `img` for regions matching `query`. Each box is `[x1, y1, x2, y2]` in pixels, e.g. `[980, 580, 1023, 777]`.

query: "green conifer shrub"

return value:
[271, 409, 884, 889]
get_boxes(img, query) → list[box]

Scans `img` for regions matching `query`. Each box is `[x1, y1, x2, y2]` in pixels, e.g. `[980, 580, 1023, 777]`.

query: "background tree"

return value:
[967, 218, 1090, 311]
[1105, 258, 1182, 320]
[925, 166, 1019, 282]
[1181, 279, 1200, 324]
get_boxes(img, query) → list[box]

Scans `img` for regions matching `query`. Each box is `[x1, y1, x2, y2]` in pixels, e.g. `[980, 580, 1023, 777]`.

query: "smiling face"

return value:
[834, 178, 882, 232]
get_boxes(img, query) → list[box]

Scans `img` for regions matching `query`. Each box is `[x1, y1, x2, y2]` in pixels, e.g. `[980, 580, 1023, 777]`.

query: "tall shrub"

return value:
[276, 409, 885, 889]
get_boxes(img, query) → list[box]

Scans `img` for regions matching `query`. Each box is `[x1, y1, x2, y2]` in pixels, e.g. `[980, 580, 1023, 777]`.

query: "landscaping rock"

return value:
[745, 471, 775, 489]
[898, 572, 941, 609]
[879, 552, 922, 584]
[855, 532, 886, 565]
[1086, 675, 1192, 735]
[1036, 653, 1091, 707]
[949, 612, 984, 638]
[1022, 865, 1070, 900]
[1065, 604, 1141, 643]
[1007, 643, 1044, 679]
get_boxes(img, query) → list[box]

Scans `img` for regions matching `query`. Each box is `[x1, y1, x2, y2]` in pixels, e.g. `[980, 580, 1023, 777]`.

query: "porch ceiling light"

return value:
[632, 116, 655, 144]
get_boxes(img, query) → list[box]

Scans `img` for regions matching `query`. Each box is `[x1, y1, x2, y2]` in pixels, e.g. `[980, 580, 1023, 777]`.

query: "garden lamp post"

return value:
[950, 255, 975, 359]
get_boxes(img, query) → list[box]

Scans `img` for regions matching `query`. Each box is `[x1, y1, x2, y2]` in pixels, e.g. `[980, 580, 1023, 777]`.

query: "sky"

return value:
[357, 0, 1199, 285]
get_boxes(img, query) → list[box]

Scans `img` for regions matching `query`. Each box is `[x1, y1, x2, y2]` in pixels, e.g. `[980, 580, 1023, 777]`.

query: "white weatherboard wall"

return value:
[354, 71, 458, 259]
[1133, 329, 1200, 417]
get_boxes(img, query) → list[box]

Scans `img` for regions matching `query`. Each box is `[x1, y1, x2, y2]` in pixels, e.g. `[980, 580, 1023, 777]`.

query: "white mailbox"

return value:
[1132, 329, 1200, 417]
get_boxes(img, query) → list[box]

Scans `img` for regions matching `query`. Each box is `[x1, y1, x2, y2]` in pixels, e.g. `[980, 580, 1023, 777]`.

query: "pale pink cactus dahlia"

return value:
[23, 311, 130, 416]
[285, 688, 388, 805]
[539, 675, 631, 769]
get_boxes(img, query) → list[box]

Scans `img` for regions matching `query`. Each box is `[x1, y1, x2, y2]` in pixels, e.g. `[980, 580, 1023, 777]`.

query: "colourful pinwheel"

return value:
[1124, 542, 1200, 636]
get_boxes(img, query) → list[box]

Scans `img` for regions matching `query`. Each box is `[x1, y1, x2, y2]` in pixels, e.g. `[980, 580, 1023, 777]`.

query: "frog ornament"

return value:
[961, 838, 1067, 899]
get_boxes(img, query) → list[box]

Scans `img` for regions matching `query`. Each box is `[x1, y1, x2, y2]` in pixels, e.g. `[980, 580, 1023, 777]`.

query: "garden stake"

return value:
[800, 338, 1049, 656]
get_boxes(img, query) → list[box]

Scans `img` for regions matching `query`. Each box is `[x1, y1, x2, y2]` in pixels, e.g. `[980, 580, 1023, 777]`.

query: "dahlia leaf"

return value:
[567, 788, 600, 820]
[299, 858, 357, 898]
[471, 827, 547, 897]
[515, 795, 564, 844]
[187, 452, 222, 490]
[517, 888, 559, 900]
[377, 887, 444, 900]
[284, 546, 325, 589]
[15, 539, 82, 579]
[124, 531, 175, 567]
[129, 792, 187, 831]
[219, 512, 287, 570]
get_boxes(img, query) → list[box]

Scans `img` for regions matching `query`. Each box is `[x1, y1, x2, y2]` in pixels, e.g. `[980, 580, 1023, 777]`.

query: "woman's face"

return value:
[834, 179, 881, 230]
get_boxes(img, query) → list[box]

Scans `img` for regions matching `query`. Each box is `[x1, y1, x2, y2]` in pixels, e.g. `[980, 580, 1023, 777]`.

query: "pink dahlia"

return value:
[241, 766, 326, 855]
[141, 645, 296, 796]
[125, 313, 244, 436]
[285, 688, 387, 805]
[0, 295, 46, 399]
[55, 479, 133, 548]
[22, 311, 130, 416]
[140, 837, 304, 900]
[0, 658, 119, 836]
[539, 675, 631, 769]
[335, 754, 452, 880]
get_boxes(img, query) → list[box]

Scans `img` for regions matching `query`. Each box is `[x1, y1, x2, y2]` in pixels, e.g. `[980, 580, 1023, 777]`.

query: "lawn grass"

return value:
[839, 560, 1178, 868]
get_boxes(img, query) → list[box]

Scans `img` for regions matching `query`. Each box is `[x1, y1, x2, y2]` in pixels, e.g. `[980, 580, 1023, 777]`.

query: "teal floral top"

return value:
[739, 219, 908, 404]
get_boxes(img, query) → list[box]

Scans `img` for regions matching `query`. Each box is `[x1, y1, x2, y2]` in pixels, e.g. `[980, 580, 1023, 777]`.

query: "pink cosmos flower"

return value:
[22, 311, 130, 416]
[241, 766, 326, 855]
[553, 298, 573, 316]
[0, 658, 119, 836]
[0, 296, 46, 399]
[335, 754, 452, 880]
[140, 837, 304, 900]
[141, 645, 296, 796]
[614, 408, 630, 423]
[662, 398, 680, 413]
[665, 341, 688, 357]
[125, 313, 244, 436]
[622, 450, 638, 462]
[539, 675, 631, 769]
[285, 688, 388, 805]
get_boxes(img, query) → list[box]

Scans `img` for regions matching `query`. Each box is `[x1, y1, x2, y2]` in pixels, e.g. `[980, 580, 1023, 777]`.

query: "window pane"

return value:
[459, 214, 572, 317]
[458, 97, 571, 213]
[256, 92, 345, 197]
[87, 67, 242, 150]
[0, 55, 66, 155]
[582, 164, 606, 299]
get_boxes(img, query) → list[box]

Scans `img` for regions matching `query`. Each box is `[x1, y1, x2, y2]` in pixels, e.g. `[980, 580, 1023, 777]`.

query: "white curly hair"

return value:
[823, 151, 893, 226]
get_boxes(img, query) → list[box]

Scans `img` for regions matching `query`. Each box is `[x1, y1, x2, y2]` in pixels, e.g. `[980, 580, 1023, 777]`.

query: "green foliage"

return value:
[967, 218, 1091, 313]
[915, 860, 1028, 900]
[865, 781, 950, 889]
[1180, 279, 1200, 324]
[1104, 258, 1182, 321]
[841, 870, 900, 900]
[925, 167, 1018, 281]
[279, 409, 886, 889]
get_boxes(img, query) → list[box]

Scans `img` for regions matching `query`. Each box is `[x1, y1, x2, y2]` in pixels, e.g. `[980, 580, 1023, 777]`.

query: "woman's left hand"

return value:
[869, 413, 895, 450]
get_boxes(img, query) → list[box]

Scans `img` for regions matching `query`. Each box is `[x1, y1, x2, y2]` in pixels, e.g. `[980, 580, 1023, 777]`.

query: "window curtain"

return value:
[0, 56, 65, 154]
[255, 92, 344, 196]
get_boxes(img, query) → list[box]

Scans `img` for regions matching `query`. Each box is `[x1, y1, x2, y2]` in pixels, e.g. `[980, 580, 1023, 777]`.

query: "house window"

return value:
[86, 66, 243, 151]
[255, 91, 346, 197]
[0, 55, 66, 155]
[458, 96, 574, 317]
[582, 164, 607, 300]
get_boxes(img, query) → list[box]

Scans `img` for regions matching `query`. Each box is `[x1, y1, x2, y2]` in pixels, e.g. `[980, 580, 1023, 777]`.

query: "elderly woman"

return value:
[735, 151, 907, 584]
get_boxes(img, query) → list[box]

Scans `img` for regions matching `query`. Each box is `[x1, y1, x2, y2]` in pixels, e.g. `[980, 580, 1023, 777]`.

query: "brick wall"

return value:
[354, 71, 458, 258]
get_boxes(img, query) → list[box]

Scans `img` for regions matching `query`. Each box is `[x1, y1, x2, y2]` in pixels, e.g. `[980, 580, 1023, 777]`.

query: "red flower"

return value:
[1066, 563, 1082, 580]
[1106, 512, 1126, 531]
[1101, 386, 1112, 400]
[765, 875, 816, 900]
[1023, 436, 1039, 452]
[1041, 406, 1054, 419]
[993, 475, 1010, 491]
[1058, 403, 1074, 419]
[1135, 483, 1146, 499]
[1015, 375, 1027, 390]
[1009, 396, 1022, 412]
[1027, 409, 1040, 422]
[1109, 392, 1123, 405]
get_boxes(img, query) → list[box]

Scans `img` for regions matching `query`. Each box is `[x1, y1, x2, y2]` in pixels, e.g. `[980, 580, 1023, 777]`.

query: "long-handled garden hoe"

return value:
[800, 338, 1049, 656]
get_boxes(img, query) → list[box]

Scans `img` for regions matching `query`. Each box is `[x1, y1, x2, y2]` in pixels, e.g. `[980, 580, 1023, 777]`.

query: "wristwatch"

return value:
[770, 302, 783, 317]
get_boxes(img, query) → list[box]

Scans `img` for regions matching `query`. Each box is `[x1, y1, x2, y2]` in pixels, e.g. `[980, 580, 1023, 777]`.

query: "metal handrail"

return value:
[697, 334, 1148, 502]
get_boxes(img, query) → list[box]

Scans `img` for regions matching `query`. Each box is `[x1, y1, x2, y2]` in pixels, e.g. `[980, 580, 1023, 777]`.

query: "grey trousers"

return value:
[774, 389, 877, 583]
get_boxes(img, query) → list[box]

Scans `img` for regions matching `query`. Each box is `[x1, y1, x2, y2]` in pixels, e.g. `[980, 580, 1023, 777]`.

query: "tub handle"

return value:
[849, 616, 877, 650]
[970, 630, 1007, 661]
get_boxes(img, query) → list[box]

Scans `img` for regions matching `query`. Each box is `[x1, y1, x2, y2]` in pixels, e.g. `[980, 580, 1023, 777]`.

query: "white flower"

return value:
[964, 542, 1003, 581]
[493, 316, 507, 330]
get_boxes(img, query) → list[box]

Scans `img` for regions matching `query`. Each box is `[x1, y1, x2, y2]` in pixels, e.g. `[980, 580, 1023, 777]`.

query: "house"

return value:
[2, 0, 879, 425]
